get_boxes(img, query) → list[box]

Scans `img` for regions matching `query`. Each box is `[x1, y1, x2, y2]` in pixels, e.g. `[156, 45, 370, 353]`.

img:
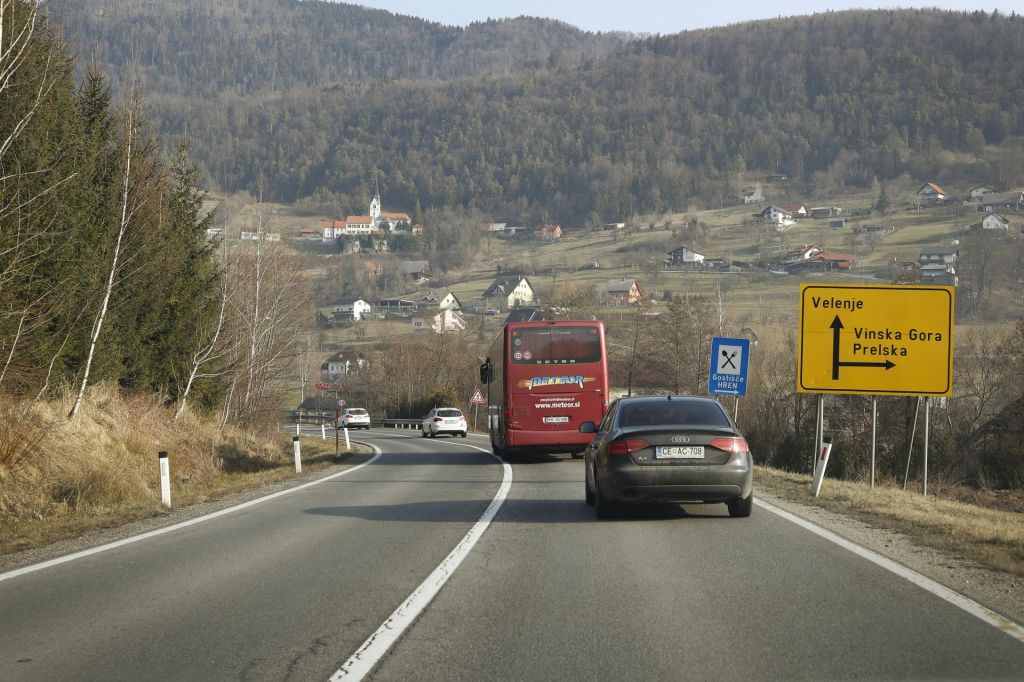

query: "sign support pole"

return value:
[474, 403, 479, 433]
[734, 396, 739, 422]
[870, 397, 877, 488]
[923, 397, 930, 497]
[902, 397, 921, 490]
[814, 394, 824, 477]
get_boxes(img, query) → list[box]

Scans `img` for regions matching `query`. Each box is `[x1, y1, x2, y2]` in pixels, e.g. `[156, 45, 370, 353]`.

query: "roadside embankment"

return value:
[0, 385, 363, 557]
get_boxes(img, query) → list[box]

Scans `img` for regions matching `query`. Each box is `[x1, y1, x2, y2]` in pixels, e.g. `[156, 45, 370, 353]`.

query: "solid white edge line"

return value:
[0, 446, 383, 584]
[330, 443, 512, 681]
[755, 498, 1024, 644]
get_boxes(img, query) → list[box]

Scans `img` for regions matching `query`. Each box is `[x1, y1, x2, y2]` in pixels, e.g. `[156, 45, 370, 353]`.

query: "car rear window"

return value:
[617, 401, 730, 428]
[347, 409, 367, 415]
[437, 409, 462, 418]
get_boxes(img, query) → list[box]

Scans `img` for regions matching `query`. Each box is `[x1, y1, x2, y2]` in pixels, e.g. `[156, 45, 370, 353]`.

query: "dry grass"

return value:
[755, 465, 1024, 575]
[0, 385, 357, 556]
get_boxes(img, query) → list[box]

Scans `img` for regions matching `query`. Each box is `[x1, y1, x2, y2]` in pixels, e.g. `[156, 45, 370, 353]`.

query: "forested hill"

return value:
[56, 6, 1024, 223]
[54, 0, 626, 96]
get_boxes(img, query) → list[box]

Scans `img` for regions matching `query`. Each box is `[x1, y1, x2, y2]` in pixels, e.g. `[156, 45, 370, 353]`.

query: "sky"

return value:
[350, 1, 1023, 34]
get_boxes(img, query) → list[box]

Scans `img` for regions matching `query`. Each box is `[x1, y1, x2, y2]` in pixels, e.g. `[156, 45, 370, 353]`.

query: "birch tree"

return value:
[68, 93, 146, 419]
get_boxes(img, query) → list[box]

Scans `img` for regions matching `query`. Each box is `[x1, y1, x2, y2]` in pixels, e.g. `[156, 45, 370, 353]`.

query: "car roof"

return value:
[614, 395, 719, 405]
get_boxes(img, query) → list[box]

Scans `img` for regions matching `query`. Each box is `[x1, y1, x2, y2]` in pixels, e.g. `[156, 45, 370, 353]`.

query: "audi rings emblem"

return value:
[670, 435, 690, 444]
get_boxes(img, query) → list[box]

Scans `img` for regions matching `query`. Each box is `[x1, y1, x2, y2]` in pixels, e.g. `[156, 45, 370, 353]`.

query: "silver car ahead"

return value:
[580, 396, 753, 519]
[422, 408, 468, 438]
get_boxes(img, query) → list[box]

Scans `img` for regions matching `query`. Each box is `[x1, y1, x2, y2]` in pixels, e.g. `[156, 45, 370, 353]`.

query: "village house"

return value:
[918, 247, 958, 286]
[603, 279, 644, 306]
[332, 298, 372, 321]
[481, 275, 536, 309]
[411, 308, 466, 333]
[916, 182, 948, 203]
[968, 186, 998, 204]
[783, 251, 853, 274]
[399, 260, 431, 281]
[321, 351, 367, 378]
[781, 204, 808, 218]
[417, 290, 462, 311]
[666, 245, 705, 268]
[978, 191, 1024, 214]
[982, 213, 1010, 230]
[754, 205, 796, 228]
[742, 188, 765, 204]
[783, 245, 823, 263]
[536, 224, 562, 241]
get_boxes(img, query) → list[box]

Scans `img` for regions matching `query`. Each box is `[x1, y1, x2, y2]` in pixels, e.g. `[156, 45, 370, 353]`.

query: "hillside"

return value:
[54, 0, 625, 95]
[53, 6, 1024, 225]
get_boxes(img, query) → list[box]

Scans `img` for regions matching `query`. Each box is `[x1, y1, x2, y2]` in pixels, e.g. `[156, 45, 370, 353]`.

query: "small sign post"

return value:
[470, 387, 485, 432]
[708, 337, 750, 420]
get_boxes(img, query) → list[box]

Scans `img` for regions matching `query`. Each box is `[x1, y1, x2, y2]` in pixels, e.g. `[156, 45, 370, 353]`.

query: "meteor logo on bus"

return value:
[519, 375, 593, 389]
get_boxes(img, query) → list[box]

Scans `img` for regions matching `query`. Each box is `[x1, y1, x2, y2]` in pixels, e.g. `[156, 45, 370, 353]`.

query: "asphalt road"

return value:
[1, 430, 1022, 681]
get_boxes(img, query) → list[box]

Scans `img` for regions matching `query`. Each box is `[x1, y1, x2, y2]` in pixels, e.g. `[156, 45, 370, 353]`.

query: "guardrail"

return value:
[375, 419, 422, 430]
[285, 412, 422, 430]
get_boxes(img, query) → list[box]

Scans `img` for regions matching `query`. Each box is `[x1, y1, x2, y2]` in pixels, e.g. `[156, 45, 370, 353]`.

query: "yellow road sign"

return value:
[797, 283, 954, 396]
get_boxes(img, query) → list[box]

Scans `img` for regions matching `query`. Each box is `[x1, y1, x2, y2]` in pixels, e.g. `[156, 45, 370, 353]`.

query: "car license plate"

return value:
[656, 446, 704, 459]
[543, 416, 569, 424]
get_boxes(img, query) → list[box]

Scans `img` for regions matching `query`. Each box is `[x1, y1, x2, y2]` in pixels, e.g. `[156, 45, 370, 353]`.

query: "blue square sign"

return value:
[709, 337, 750, 396]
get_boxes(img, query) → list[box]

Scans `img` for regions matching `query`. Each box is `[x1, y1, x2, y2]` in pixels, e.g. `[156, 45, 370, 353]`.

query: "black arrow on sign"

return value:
[830, 315, 896, 380]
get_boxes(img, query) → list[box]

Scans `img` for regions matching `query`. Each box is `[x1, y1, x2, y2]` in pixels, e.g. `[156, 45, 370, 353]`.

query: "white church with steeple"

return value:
[322, 192, 412, 240]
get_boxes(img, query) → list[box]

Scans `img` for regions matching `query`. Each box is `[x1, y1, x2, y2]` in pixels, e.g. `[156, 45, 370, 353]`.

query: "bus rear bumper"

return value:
[505, 429, 593, 452]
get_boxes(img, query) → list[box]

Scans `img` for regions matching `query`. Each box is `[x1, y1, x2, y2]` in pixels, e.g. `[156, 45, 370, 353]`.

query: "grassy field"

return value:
[211, 178, 1024, 387]
[756, 466, 1024, 576]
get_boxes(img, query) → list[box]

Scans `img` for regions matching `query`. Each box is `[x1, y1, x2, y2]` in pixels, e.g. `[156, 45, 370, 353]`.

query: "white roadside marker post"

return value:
[293, 436, 302, 473]
[321, 422, 326, 440]
[158, 451, 171, 508]
[295, 422, 300, 436]
[810, 437, 833, 498]
[344, 427, 351, 449]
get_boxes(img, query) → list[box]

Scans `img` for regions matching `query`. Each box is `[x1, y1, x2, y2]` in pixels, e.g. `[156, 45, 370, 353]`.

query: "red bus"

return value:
[479, 320, 609, 458]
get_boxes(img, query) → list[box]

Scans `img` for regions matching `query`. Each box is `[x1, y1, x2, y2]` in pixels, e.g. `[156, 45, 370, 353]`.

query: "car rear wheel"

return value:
[584, 477, 595, 506]
[421, 430, 427, 438]
[594, 478, 617, 520]
[460, 432, 467, 438]
[727, 493, 753, 518]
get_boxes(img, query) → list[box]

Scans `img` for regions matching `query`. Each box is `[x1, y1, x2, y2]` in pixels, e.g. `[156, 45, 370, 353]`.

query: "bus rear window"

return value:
[510, 327, 602, 364]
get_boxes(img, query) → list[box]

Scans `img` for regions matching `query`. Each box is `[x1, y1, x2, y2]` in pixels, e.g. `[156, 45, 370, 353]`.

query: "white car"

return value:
[422, 408, 467, 438]
[339, 408, 371, 430]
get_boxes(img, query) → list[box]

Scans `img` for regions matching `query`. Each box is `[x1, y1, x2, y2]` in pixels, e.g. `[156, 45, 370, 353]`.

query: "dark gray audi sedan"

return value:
[580, 396, 753, 519]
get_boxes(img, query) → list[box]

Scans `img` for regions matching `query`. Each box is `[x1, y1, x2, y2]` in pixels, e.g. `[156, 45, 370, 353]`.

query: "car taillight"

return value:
[433, 417, 443, 422]
[608, 438, 649, 456]
[710, 437, 749, 455]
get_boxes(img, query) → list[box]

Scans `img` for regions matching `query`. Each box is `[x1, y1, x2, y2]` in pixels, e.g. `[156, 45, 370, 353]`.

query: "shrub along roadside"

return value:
[0, 384, 357, 557]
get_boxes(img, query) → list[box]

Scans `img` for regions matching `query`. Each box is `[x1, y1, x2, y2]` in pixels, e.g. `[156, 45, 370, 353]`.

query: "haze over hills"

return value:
[55, 3, 1024, 223]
